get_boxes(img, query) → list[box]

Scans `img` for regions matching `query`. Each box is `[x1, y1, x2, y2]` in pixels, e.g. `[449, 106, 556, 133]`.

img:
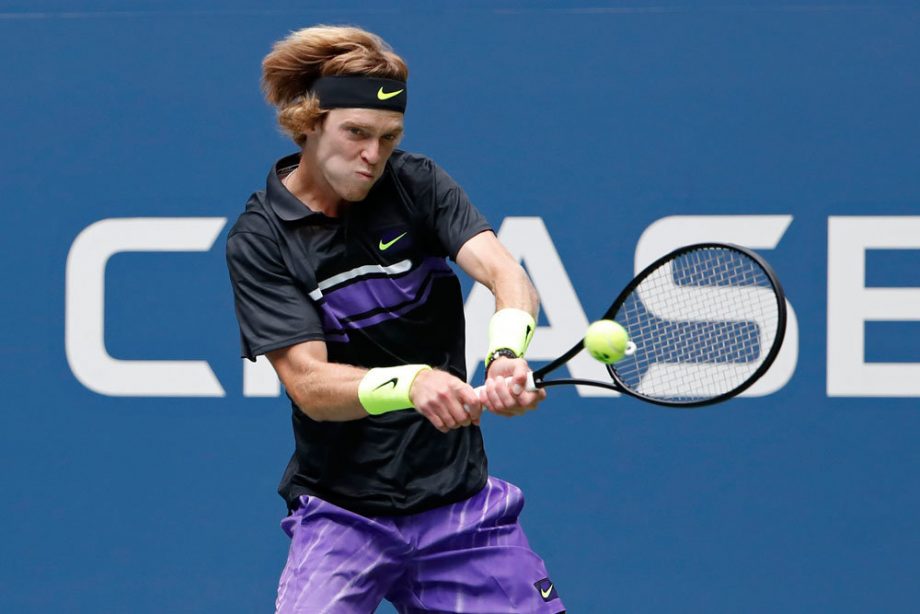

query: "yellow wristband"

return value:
[358, 364, 431, 415]
[486, 308, 536, 362]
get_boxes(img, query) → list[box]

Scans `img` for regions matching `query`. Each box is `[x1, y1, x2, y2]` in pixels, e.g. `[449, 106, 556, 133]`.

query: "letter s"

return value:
[635, 215, 797, 397]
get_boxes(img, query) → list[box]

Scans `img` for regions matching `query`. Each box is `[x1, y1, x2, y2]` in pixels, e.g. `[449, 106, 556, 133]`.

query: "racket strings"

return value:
[612, 247, 780, 402]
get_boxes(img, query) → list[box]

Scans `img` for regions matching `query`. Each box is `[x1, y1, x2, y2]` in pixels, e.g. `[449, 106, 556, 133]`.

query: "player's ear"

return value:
[304, 111, 328, 137]
[300, 121, 321, 150]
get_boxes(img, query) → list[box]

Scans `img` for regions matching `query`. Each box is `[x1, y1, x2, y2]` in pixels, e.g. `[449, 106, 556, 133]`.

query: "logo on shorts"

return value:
[534, 577, 558, 602]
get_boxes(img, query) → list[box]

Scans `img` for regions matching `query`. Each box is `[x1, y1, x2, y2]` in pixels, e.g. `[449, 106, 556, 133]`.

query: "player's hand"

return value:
[409, 369, 483, 433]
[482, 357, 546, 417]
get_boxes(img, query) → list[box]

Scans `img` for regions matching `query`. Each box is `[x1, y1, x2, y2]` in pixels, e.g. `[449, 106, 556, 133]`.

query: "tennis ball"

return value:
[584, 320, 630, 364]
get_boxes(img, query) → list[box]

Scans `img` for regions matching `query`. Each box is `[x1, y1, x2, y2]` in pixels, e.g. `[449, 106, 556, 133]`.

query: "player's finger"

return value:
[425, 411, 449, 433]
[460, 386, 483, 421]
[484, 384, 515, 417]
[450, 405, 472, 428]
[459, 384, 480, 408]
[462, 400, 483, 423]
[437, 390, 469, 429]
[444, 400, 471, 428]
[496, 376, 524, 414]
[471, 384, 490, 412]
[527, 387, 547, 408]
[510, 363, 530, 395]
[513, 383, 546, 410]
[462, 401, 483, 419]
[433, 395, 458, 429]
[486, 377, 523, 416]
[485, 378, 508, 414]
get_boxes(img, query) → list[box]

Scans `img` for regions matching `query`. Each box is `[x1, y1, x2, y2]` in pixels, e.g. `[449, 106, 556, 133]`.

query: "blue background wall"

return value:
[3, 1, 920, 612]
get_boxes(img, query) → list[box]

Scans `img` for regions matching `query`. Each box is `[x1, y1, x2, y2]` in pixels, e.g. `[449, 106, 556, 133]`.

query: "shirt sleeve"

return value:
[422, 160, 493, 260]
[226, 230, 325, 361]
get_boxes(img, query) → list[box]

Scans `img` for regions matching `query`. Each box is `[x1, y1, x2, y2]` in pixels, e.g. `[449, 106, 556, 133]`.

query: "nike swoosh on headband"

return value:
[377, 87, 404, 100]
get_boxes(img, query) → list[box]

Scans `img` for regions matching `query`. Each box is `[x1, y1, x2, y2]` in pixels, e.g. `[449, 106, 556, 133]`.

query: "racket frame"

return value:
[529, 242, 787, 408]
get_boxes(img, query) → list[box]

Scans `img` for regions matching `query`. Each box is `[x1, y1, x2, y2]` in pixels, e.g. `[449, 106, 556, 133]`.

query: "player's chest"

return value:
[286, 207, 424, 291]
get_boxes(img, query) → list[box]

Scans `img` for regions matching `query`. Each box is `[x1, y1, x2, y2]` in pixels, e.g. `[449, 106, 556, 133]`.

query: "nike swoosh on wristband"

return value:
[377, 87, 404, 100]
[378, 232, 407, 251]
[540, 584, 554, 599]
[374, 377, 399, 390]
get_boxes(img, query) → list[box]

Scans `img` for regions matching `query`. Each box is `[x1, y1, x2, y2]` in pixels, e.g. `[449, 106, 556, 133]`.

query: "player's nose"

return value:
[362, 141, 381, 165]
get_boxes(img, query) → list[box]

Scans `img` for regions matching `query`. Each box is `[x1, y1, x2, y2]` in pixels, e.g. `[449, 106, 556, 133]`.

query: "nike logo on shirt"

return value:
[378, 232, 407, 251]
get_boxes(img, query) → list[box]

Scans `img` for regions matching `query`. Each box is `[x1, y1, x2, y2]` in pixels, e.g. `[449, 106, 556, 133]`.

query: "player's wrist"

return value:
[485, 349, 519, 378]
[358, 364, 432, 415]
[484, 308, 535, 371]
[408, 367, 433, 402]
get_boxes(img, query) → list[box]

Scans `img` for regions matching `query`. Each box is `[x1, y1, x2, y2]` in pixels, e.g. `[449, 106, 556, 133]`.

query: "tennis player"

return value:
[226, 25, 565, 613]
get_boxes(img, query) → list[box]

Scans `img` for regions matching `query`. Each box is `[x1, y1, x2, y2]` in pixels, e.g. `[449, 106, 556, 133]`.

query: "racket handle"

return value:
[525, 371, 537, 391]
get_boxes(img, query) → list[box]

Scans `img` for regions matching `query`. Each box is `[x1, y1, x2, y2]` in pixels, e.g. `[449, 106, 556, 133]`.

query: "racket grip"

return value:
[525, 371, 537, 391]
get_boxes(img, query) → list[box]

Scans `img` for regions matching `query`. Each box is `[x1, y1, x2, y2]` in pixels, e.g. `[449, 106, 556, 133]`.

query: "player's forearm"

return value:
[493, 265, 539, 317]
[269, 346, 435, 422]
[455, 232, 539, 317]
[283, 360, 370, 422]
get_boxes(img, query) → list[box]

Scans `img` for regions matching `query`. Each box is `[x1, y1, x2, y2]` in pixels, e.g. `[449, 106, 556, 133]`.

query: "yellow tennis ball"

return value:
[584, 319, 630, 364]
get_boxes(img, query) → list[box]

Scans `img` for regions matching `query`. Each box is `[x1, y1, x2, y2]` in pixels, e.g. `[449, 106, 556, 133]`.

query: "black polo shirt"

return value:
[226, 150, 492, 516]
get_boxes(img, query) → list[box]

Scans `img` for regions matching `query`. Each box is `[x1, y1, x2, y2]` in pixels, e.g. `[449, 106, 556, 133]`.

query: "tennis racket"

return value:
[484, 243, 786, 408]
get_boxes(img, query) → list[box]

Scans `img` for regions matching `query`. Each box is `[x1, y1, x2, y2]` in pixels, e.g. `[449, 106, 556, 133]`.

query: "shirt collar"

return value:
[265, 153, 331, 223]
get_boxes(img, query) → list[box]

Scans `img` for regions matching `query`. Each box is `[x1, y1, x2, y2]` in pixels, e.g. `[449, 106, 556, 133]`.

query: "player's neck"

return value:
[282, 157, 346, 218]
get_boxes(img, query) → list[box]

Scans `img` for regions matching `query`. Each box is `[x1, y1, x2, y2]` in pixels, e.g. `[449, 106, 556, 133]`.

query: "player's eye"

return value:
[348, 127, 365, 137]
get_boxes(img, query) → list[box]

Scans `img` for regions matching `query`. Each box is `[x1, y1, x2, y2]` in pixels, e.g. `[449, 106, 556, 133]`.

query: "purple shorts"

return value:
[275, 476, 565, 613]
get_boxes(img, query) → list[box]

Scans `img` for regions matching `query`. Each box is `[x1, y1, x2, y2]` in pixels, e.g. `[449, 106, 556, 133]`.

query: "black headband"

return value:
[309, 76, 408, 113]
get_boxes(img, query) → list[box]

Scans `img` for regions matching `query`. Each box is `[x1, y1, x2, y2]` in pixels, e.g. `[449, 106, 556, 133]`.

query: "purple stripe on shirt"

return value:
[322, 257, 452, 320]
[318, 257, 454, 339]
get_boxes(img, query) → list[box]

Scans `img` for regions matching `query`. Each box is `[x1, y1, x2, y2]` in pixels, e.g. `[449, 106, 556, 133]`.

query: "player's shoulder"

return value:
[388, 149, 442, 183]
[227, 191, 277, 243]
[387, 149, 460, 202]
[388, 148, 434, 171]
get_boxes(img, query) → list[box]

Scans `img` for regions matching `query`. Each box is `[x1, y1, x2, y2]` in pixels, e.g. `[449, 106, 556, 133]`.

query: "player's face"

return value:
[307, 108, 404, 202]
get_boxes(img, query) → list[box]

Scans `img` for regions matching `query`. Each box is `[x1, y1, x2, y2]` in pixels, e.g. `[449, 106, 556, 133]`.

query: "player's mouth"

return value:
[356, 170, 375, 180]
